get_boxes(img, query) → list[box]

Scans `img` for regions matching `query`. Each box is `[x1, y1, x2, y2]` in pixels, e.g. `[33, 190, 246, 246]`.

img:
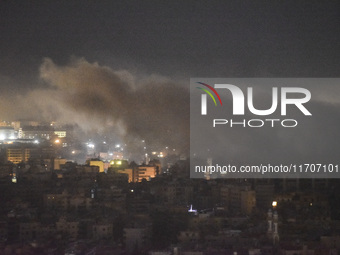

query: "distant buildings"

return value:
[106, 159, 160, 183]
[5, 143, 55, 165]
[88, 159, 105, 173]
[0, 120, 68, 142]
[6, 146, 31, 164]
[117, 165, 158, 183]
[19, 125, 55, 140]
[0, 121, 339, 255]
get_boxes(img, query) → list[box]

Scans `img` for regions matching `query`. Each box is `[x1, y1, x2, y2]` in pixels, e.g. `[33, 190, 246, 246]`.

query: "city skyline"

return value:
[0, 2, 340, 254]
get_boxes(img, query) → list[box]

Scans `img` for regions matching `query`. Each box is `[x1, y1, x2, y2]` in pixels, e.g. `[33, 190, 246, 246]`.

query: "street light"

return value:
[272, 201, 277, 208]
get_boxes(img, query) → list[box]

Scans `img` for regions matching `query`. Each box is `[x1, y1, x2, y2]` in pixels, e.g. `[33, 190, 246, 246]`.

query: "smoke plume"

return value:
[1, 58, 189, 158]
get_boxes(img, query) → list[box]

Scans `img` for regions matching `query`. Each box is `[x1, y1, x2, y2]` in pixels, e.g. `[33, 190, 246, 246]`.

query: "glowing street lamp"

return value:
[87, 143, 95, 149]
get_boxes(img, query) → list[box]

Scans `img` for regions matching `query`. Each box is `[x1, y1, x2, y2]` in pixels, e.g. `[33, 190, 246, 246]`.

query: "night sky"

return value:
[0, 1, 339, 155]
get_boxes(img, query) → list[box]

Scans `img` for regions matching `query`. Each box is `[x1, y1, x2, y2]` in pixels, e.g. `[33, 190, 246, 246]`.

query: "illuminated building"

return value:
[116, 165, 158, 183]
[6, 147, 31, 164]
[109, 159, 129, 169]
[54, 158, 67, 170]
[5, 144, 56, 164]
[88, 159, 105, 172]
[11, 121, 39, 131]
[21, 125, 54, 140]
[109, 160, 159, 182]
[117, 168, 135, 183]
[54, 130, 66, 138]
[148, 159, 161, 174]
[136, 166, 157, 181]
[0, 121, 10, 127]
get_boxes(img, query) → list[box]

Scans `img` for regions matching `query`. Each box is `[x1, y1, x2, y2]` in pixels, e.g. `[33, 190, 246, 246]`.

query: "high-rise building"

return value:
[21, 125, 55, 140]
[6, 147, 31, 164]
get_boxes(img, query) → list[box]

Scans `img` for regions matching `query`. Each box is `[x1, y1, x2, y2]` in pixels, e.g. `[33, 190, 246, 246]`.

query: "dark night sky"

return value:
[0, 1, 339, 155]
[1, 1, 339, 80]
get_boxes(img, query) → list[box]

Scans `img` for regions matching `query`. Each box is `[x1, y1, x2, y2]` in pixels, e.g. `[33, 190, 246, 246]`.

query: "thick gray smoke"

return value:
[39, 58, 189, 155]
[0, 58, 189, 157]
